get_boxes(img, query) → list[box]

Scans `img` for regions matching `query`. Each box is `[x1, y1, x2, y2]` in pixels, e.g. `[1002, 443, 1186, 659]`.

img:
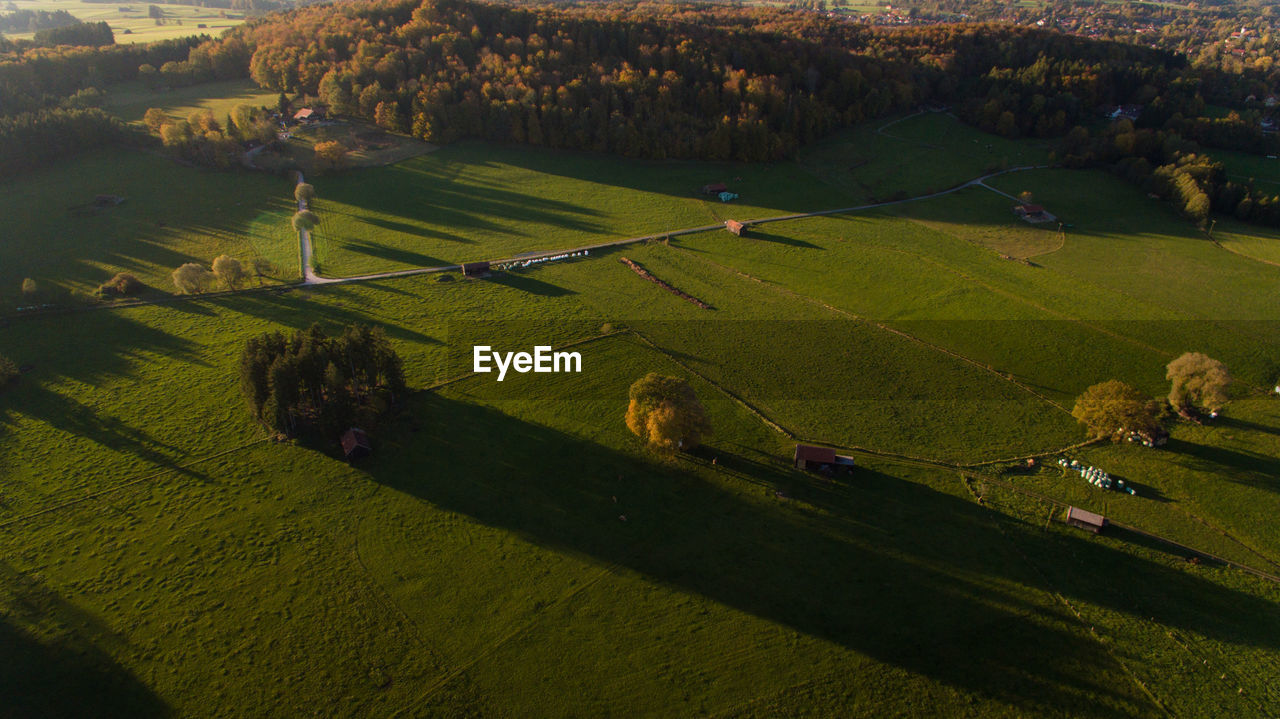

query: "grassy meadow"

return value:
[0, 148, 298, 302]
[2, 108, 1279, 715]
[0, 0, 243, 44]
[104, 79, 280, 126]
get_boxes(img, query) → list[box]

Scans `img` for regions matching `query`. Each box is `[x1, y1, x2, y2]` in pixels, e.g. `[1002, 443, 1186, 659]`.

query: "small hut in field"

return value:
[341, 428, 372, 460]
[1065, 506, 1107, 534]
[462, 261, 491, 278]
[725, 220, 746, 237]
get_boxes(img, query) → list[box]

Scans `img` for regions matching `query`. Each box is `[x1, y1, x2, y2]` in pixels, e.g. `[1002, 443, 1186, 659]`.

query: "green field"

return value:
[0, 0, 243, 44]
[0, 148, 297, 302]
[104, 79, 280, 125]
[2, 107, 1280, 715]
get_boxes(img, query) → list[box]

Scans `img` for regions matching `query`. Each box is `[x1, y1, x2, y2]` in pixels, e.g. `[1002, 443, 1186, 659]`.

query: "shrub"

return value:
[97, 272, 142, 297]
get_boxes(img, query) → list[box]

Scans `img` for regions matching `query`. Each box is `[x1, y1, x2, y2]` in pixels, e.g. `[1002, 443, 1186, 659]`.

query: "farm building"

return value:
[462, 261, 491, 278]
[1065, 506, 1107, 534]
[1013, 204, 1055, 223]
[341, 428, 371, 461]
[701, 182, 728, 195]
[293, 107, 325, 123]
[725, 220, 746, 236]
[794, 444, 856, 472]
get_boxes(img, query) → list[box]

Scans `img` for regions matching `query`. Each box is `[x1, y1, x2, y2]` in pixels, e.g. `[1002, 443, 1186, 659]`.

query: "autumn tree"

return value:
[625, 373, 711, 451]
[291, 210, 319, 232]
[1166, 352, 1231, 414]
[143, 107, 168, 133]
[1072, 380, 1164, 442]
[251, 257, 276, 284]
[212, 254, 247, 290]
[97, 271, 141, 297]
[293, 182, 315, 204]
[20, 278, 37, 298]
[313, 140, 348, 172]
[171, 262, 212, 294]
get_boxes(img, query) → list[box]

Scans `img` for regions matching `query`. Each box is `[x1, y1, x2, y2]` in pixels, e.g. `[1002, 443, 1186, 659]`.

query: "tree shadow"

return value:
[746, 230, 823, 249]
[1216, 415, 1280, 438]
[485, 272, 576, 298]
[0, 561, 171, 717]
[217, 291, 439, 345]
[356, 393, 1280, 716]
[356, 215, 478, 244]
[339, 240, 447, 269]
[1166, 438, 1280, 489]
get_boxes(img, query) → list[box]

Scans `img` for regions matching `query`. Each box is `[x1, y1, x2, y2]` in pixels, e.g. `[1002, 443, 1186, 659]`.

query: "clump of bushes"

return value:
[97, 271, 142, 297]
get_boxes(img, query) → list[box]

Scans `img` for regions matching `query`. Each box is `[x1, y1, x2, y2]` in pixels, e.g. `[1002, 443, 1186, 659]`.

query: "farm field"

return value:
[300, 111, 1051, 278]
[2, 106, 1280, 715]
[0, 0, 243, 44]
[0, 148, 298, 303]
[104, 79, 280, 126]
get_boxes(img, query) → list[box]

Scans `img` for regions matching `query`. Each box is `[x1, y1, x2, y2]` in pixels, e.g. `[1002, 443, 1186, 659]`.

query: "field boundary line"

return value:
[669, 245, 1073, 414]
[628, 329, 797, 439]
[0, 436, 272, 530]
[957, 474, 1175, 716]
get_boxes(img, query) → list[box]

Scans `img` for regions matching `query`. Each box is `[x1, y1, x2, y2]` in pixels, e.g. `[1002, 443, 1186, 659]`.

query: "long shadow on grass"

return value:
[217, 291, 439, 345]
[0, 561, 171, 717]
[361, 394, 1280, 716]
[340, 239, 448, 268]
[485, 272, 576, 298]
[1166, 438, 1280, 490]
[356, 216, 478, 245]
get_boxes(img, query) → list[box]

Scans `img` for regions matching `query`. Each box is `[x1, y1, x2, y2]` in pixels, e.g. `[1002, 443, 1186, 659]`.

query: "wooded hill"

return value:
[210, 0, 1185, 161]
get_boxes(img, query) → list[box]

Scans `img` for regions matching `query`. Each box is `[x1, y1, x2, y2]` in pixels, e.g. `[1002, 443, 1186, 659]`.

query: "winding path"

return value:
[294, 165, 1049, 286]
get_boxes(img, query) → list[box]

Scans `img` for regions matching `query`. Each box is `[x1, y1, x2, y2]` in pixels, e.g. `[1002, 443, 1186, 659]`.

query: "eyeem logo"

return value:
[473, 346, 582, 381]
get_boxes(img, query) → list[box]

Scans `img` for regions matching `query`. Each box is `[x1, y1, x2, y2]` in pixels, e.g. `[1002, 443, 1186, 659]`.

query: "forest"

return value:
[5, 0, 1280, 226]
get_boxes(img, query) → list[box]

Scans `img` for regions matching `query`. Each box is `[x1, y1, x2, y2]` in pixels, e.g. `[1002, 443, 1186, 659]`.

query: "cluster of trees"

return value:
[33, 21, 114, 48]
[1061, 120, 1280, 227]
[626, 373, 711, 452]
[0, 9, 79, 33]
[171, 254, 273, 293]
[1071, 352, 1232, 442]
[0, 108, 139, 179]
[0, 36, 207, 115]
[143, 104, 273, 167]
[239, 323, 406, 437]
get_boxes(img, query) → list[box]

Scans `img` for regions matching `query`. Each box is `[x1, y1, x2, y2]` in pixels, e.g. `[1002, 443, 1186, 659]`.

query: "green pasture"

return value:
[0, 0, 241, 44]
[2, 107, 1280, 715]
[0, 148, 297, 303]
[298, 111, 1052, 278]
[103, 79, 280, 125]
[1, 275, 1278, 714]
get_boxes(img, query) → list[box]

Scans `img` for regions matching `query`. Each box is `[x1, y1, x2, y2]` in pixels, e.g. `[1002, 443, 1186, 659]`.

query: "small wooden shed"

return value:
[794, 444, 837, 471]
[462, 261, 491, 278]
[1066, 506, 1107, 534]
[341, 427, 371, 460]
[702, 182, 728, 195]
[725, 220, 746, 237]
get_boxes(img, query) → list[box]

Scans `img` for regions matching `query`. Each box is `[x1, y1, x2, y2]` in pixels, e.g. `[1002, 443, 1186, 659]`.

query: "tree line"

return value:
[204, 0, 1182, 161]
[1058, 119, 1280, 227]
